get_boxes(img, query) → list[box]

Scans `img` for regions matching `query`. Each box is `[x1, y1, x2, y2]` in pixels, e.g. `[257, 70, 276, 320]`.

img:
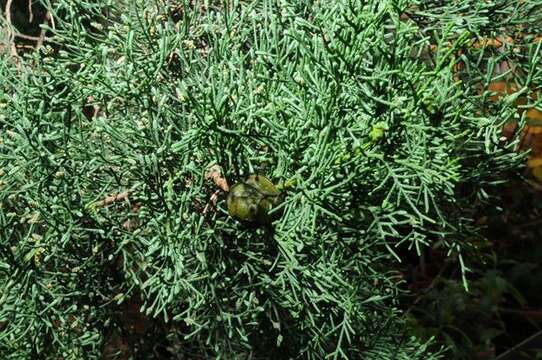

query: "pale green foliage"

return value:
[0, 0, 540, 358]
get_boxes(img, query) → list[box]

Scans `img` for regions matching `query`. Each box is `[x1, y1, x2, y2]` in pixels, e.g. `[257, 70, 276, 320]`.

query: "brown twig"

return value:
[27, 0, 34, 23]
[205, 165, 229, 192]
[201, 165, 229, 215]
[3, 0, 53, 68]
[47, 3, 55, 30]
[94, 191, 130, 208]
[15, 44, 36, 50]
[203, 190, 220, 214]
[13, 31, 51, 43]
[36, 11, 51, 49]
[5, 0, 21, 69]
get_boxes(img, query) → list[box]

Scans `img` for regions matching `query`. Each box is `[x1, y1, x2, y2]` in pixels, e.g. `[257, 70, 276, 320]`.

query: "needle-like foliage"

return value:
[1, 0, 541, 359]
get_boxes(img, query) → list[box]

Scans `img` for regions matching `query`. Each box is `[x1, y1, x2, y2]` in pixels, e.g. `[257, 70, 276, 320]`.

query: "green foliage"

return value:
[0, 0, 541, 358]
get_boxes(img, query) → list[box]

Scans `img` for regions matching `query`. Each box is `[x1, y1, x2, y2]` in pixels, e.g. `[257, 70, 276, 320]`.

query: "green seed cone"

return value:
[227, 175, 284, 224]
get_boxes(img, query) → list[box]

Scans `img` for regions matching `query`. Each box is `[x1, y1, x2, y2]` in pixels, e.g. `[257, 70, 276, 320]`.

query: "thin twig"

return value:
[495, 330, 542, 360]
[94, 191, 130, 208]
[5, 0, 21, 70]
[28, 0, 34, 23]
[203, 190, 220, 214]
[514, 218, 542, 229]
[15, 44, 35, 50]
[36, 11, 51, 49]
[4, 0, 53, 57]
[47, 1, 55, 30]
[13, 31, 52, 43]
[205, 165, 229, 192]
